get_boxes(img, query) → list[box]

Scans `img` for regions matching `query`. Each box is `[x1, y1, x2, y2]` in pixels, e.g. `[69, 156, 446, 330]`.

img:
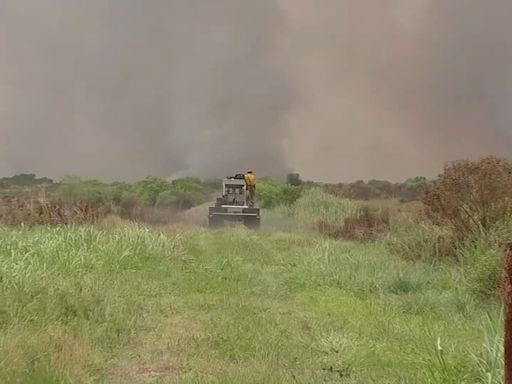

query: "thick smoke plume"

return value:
[0, 0, 291, 180]
[281, 0, 512, 181]
[1, 1, 511, 182]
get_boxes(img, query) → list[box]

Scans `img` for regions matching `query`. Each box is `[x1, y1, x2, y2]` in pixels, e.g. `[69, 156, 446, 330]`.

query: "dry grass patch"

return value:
[315, 205, 390, 242]
[109, 361, 182, 383]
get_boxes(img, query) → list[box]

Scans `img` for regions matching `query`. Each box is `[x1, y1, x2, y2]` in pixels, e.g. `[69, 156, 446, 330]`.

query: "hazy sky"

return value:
[1, 0, 511, 182]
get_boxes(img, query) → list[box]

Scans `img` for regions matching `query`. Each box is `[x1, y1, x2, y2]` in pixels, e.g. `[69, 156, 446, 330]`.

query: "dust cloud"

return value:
[1, 1, 511, 182]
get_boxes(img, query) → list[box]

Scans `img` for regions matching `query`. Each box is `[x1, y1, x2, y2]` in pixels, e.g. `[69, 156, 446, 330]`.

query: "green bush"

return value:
[170, 177, 204, 193]
[55, 176, 111, 204]
[109, 182, 135, 205]
[133, 176, 172, 205]
[156, 189, 206, 211]
[257, 178, 302, 208]
[123, 177, 208, 210]
[160, 178, 208, 210]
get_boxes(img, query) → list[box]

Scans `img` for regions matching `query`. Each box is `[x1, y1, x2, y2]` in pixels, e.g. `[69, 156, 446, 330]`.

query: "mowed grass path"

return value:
[0, 226, 501, 383]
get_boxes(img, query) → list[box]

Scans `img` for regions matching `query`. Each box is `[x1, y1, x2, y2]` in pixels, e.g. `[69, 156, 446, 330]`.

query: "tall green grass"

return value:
[0, 225, 502, 383]
[387, 219, 454, 262]
[294, 188, 359, 225]
[262, 188, 360, 232]
[387, 214, 505, 300]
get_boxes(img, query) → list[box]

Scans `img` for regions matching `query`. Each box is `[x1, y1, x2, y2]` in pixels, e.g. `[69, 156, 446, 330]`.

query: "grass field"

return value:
[0, 223, 503, 383]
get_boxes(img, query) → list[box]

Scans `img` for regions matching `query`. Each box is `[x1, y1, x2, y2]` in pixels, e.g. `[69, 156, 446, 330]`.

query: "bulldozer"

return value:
[208, 174, 260, 229]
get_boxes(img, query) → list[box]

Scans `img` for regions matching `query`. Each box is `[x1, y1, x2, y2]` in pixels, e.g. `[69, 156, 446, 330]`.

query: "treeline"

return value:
[0, 173, 307, 225]
[0, 172, 430, 207]
[324, 177, 429, 201]
[0, 175, 221, 224]
[1, 174, 217, 208]
[0, 173, 54, 187]
[54, 176, 218, 210]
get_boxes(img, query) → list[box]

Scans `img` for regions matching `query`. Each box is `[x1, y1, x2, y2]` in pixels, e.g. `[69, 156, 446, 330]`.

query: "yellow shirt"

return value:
[244, 173, 256, 186]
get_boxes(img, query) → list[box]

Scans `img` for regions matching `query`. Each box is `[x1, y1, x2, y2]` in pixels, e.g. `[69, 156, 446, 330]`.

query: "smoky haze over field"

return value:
[0, 1, 511, 182]
[0, 0, 291, 180]
[281, 0, 512, 181]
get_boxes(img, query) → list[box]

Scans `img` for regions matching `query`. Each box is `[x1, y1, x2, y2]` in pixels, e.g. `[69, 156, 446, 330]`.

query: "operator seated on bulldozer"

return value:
[244, 169, 256, 207]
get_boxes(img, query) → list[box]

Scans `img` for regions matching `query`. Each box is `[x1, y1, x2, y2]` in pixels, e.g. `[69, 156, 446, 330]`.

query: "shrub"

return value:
[341, 205, 391, 242]
[316, 205, 390, 242]
[0, 194, 104, 226]
[257, 179, 302, 208]
[424, 156, 512, 243]
[170, 177, 204, 193]
[117, 195, 141, 219]
[404, 176, 428, 188]
[133, 176, 172, 206]
[55, 176, 111, 204]
[157, 178, 208, 210]
[109, 182, 135, 205]
[347, 180, 376, 200]
[156, 190, 205, 211]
